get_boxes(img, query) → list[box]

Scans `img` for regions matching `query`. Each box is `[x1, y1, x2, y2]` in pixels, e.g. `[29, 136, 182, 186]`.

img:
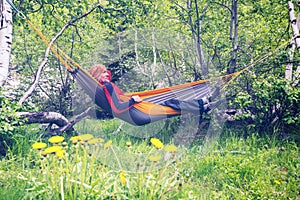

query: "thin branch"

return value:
[18, 4, 100, 105]
[58, 106, 94, 133]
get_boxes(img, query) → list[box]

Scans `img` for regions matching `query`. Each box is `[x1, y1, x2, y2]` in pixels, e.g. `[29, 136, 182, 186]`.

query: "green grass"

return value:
[0, 119, 299, 199]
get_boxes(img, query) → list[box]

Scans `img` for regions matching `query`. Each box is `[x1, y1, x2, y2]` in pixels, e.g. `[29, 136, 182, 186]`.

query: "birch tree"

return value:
[286, 1, 300, 83]
[0, 0, 12, 86]
[287, 1, 299, 81]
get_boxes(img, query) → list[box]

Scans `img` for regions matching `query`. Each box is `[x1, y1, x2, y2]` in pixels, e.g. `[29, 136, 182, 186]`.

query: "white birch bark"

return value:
[288, 1, 300, 50]
[285, 40, 295, 80]
[288, 1, 300, 81]
[0, 0, 13, 86]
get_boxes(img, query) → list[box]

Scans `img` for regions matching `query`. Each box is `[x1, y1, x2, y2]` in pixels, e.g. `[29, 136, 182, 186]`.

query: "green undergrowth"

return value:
[0, 119, 298, 199]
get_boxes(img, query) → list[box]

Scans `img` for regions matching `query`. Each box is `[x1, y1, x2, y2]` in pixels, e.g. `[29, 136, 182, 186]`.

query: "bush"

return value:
[233, 74, 300, 136]
[0, 91, 25, 156]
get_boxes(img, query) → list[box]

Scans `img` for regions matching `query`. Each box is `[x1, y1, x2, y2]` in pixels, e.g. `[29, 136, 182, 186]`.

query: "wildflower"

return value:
[56, 149, 66, 158]
[98, 138, 105, 143]
[79, 134, 93, 141]
[42, 145, 63, 154]
[126, 141, 132, 147]
[61, 168, 68, 173]
[32, 142, 47, 150]
[149, 155, 162, 162]
[70, 136, 80, 143]
[274, 180, 281, 185]
[150, 138, 164, 149]
[88, 138, 99, 145]
[164, 144, 177, 153]
[48, 136, 65, 144]
[119, 171, 126, 186]
[104, 140, 112, 149]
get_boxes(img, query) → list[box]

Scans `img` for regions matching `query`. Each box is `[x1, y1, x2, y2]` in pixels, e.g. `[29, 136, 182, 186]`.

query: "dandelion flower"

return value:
[150, 138, 164, 149]
[48, 136, 65, 144]
[56, 149, 66, 158]
[42, 145, 63, 154]
[104, 140, 112, 149]
[274, 180, 281, 185]
[32, 142, 47, 150]
[149, 155, 162, 162]
[119, 171, 126, 186]
[60, 168, 68, 173]
[88, 138, 99, 145]
[70, 136, 80, 143]
[126, 141, 132, 147]
[164, 144, 177, 153]
[98, 138, 105, 143]
[79, 134, 93, 141]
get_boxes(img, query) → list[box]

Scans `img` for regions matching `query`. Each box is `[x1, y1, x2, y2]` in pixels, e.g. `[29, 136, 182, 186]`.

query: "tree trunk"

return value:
[289, 1, 300, 50]
[287, 1, 300, 82]
[0, 0, 13, 86]
[18, 111, 70, 127]
[18, 107, 94, 134]
[188, 0, 209, 77]
[228, 0, 238, 74]
[285, 40, 295, 80]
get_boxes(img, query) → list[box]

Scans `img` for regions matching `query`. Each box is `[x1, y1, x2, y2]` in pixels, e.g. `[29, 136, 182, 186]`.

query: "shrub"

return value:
[233, 74, 300, 136]
[0, 90, 25, 156]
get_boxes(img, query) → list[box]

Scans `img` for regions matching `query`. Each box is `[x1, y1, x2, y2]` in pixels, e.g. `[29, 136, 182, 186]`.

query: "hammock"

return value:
[71, 67, 229, 126]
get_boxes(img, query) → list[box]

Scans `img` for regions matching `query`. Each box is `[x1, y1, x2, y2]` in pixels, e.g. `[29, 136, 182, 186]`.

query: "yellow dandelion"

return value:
[79, 134, 93, 141]
[32, 142, 47, 150]
[56, 149, 66, 158]
[164, 144, 177, 153]
[98, 138, 105, 143]
[274, 180, 281, 185]
[70, 136, 80, 143]
[104, 140, 112, 149]
[48, 136, 65, 144]
[177, 161, 182, 166]
[149, 155, 162, 162]
[88, 138, 99, 145]
[119, 171, 126, 186]
[150, 138, 164, 149]
[126, 141, 132, 147]
[42, 145, 63, 154]
[60, 168, 68, 173]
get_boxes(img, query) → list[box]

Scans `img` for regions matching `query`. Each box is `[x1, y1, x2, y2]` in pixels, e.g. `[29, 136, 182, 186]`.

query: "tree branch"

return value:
[18, 3, 100, 105]
[18, 106, 96, 134]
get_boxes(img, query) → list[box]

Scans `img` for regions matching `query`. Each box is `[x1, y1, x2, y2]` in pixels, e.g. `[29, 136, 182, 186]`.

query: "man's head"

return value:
[89, 64, 110, 83]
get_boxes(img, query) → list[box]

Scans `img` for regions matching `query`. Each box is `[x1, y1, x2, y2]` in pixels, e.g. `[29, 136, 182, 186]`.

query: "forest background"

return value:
[0, 0, 299, 199]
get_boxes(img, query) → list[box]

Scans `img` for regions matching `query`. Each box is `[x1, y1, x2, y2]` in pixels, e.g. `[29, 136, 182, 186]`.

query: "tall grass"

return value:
[0, 119, 299, 199]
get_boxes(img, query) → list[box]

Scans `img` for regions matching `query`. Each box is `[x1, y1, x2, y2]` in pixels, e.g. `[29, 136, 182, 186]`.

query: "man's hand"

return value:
[132, 95, 143, 103]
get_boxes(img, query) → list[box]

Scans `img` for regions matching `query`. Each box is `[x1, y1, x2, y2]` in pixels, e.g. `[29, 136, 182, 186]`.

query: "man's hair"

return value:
[89, 64, 106, 81]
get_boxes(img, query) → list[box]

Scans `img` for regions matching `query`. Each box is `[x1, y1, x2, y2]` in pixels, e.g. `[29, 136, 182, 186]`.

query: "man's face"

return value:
[99, 70, 110, 82]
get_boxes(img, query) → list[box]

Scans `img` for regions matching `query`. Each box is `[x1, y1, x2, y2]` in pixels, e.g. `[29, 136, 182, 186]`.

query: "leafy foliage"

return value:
[0, 90, 25, 156]
[233, 73, 300, 135]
